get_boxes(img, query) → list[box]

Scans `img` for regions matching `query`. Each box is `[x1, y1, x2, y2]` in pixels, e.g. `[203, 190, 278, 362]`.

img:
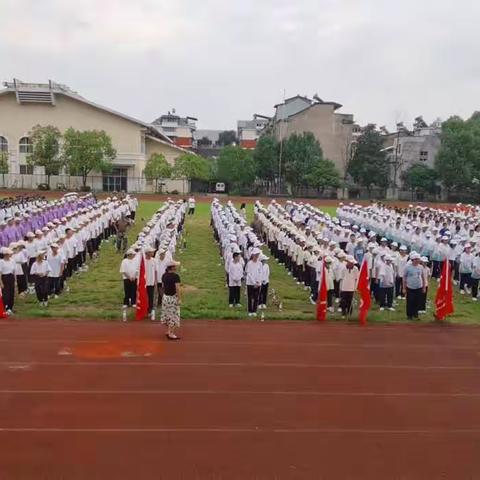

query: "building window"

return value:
[0, 136, 7, 152]
[19, 165, 34, 175]
[19, 137, 33, 154]
[420, 151, 429, 161]
[141, 134, 146, 154]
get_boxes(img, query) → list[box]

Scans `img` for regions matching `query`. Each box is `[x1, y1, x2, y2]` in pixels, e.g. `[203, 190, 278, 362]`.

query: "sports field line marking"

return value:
[0, 339, 478, 350]
[1, 361, 479, 370]
[0, 427, 479, 434]
[0, 390, 479, 397]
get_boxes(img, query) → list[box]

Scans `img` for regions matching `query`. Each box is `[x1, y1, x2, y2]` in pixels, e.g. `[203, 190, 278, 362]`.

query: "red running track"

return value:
[0, 319, 479, 479]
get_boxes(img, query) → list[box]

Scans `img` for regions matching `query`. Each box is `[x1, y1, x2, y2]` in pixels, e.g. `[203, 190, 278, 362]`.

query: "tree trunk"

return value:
[47, 174, 51, 189]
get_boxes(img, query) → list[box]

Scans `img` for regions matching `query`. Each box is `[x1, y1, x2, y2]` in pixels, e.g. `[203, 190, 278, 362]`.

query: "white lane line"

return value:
[0, 427, 479, 434]
[1, 361, 479, 369]
[0, 390, 478, 397]
[0, 339, 478, 350]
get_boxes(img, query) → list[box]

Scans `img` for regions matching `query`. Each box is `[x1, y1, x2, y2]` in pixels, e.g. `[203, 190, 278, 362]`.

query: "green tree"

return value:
[304, 159, 341, 194]
[173, 153, 211, 193]
[27, 125, 63, 188]
[282, 132, 324, 194]
[217, 130, 237, 147]
[144, 153, 172, 192]
[217, 145, 256, 190]
[197, 136, 212, 147]
[435, 115, 480, 193]
[254, 135, 278, 183]
[63, 128, 116, 187]
[0, 151, 9, 187]
[401, 164, 438, 196]
[347, 124, 389, 196]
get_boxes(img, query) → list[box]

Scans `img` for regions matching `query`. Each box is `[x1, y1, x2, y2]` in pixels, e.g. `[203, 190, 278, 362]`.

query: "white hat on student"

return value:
[399, 245, 408, 251]
[145, 246, 155, 253]
[126, 249, 136, 256]
[251, 248, 261, 256]
[410, 252, 421, 260]
[260, 254, 269, 261]
[1, 247, 13, 255]
[35, 229, 42, 235]
[345, 255, 357, 264]
[51, 243, 59, 248]
[166, 260, 180, 268]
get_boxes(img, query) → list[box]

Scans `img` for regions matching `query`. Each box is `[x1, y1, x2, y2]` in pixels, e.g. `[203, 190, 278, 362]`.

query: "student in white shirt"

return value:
[188, 197, 196, 215]
[0, 247, 16, 313]
[245, 248, 263, 316]
[12, 242, 28, 296]
[227, 252, 244, 307]
[471, 252, 480, 301]
[339, 256, 359, 318]
[144, 247, 157, 314]
[120, 250, 139, 307]
[30, 250, 52, 306]
[258, 254, 270, 310]
[378, 256, 395, 311]
[47, 243, 65, 298]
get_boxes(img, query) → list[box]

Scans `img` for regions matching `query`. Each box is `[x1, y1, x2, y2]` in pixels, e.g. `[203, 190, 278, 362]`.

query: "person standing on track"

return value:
[161, 261, 182, 340]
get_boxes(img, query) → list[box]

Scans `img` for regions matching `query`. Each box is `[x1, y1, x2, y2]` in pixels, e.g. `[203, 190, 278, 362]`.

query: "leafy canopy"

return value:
[173, 153, 211, 181]
[217, 145, 256, 187]
[27, 125, 63, 181]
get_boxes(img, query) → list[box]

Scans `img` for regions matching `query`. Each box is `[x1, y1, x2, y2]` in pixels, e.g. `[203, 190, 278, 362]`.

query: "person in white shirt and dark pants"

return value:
[339, 256, 359, 318]
[258, 254, 270, 309]
[245, 248, 262, 317]
[30, 250, 52, 306]
[378, 256, 395, 311]
[120, 250, 139, 307]
[228, 252, 244, 307]
[0, 247, 16, 314]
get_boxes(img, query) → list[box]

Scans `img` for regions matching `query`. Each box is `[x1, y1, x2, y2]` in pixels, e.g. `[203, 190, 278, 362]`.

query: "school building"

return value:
[0, 79, 192, 193]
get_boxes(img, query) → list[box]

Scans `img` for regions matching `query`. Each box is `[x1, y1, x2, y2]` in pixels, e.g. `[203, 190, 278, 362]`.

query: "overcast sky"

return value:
[1, 0, 479, 131]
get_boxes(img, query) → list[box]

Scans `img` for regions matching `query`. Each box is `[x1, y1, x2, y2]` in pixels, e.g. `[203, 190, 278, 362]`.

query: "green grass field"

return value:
[12, 199, 480, 324]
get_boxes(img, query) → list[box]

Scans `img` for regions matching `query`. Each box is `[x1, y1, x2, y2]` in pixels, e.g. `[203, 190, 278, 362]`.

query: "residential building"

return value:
[0, 79, 190, 192]
[152, 111, 197, 149]
[237, 114, 270, 149]
[269, 94, 354, 174]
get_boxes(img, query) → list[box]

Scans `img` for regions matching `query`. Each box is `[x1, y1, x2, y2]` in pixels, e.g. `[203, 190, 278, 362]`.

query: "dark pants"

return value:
[147, 285, 155, 313]
[327, 290, 334, 308]
[471, 278, 479, 299]
[123, 279, 137, 307]
[432, 261, 442, 279]
[340, 291, 354, 316]
[17, 274, 28, 294]
[406, 287, 423, 319]
[1, 274, 15, 311]
[259, 283, 269, 305]
[395, 277, 404, 298]
[380, 286, 394, 308]
[229, 286, 241, 305]
[460, 273, 472, 291]
[34, 276, 49, 302]
[188, 207, 195, 215]
[247, 285, 260, 313]
[333, 280, 340, 299]
[49, 277, 61, 295]
[157, 283, 164, 307]
[420, 287, 428, 311]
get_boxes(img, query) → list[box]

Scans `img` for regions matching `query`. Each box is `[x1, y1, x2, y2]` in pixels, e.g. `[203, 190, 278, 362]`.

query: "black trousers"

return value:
[34, 276, 49, 302]
[17, 274, 28, 294]
[340, 291, 354, 316]
[380, 286, 394, 308]
[247, 285, 260, 313]
[147, 285, 155, 313]
[123, 279, 137, 306]
[471, 278, 479, 298]
[432, 261, 442, 279]
[406, 287, 423, 319]
[259, 283, 269, 305]
[188, 207, 195, 215]
[460, 273, 472, 291]
[327, 290, 334, 308]
[49, 277, 61, 295]
[157, 283, 164, 307]
[395, 277, 404, 298]
[1, 274, 15, 310]
[229, 286, 241, 305]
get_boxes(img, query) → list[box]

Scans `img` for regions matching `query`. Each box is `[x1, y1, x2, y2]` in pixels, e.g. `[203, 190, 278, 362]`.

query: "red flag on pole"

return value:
[435, 259, 454, 321]
[357, 259, 371, 326]
[0, 288, 8, 319]
[316, 261, 328, 321]
[135, 255, 148, 321]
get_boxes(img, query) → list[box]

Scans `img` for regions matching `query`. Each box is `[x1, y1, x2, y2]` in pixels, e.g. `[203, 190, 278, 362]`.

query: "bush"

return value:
[79, 185, 92, 192]
[37, 183, 50, 191]
[170, 189, 179, 195]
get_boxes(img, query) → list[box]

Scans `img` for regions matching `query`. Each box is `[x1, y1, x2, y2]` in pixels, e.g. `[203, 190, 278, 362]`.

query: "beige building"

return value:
[0, 79, 190, 192]
[271, 95, 354, 174]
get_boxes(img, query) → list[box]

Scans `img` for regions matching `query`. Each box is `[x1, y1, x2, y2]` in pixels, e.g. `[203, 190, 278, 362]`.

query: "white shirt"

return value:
[47, 252, 65, 277]
[340, 266, 359, 292]
[145, 257, 156, 286]
[245, 260, 263, 286]
[0, 258, 16, 275]
[228, 261, 244, 287]
[120, 258, 138, 280]
[30, 260, 51, 277]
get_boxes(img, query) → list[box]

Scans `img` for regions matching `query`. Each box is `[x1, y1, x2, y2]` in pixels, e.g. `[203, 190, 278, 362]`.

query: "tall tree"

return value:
[27, 125, 63, 188]
[173, 153, 211, 193]
[347, 124, 389, 196]
[304, 159, 341, 194]
[254, 135, 278, 184]
[217, 146, 256, 190]
[401, 164, 438, 196]
[217, 130, 237, 147]
[144, 153, 172, 192]
[63, 128, 116, 188]
[282, 132, 324, 194]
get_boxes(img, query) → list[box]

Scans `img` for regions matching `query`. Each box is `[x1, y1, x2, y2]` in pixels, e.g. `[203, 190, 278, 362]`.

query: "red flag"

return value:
[316, 261, 328, 321]
[357, 259, 371, 326]
[435, 259, 454, 321]
[0, 289, 8, 319]
[135, 255, 148, 321]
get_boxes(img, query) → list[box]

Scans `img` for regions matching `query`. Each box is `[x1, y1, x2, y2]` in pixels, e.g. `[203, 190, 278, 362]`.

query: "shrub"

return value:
[37, 183, 50, 191]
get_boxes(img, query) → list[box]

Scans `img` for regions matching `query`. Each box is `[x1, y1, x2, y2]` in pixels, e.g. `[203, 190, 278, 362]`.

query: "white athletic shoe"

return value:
[397, 296, 402, 300]
[309, 297, 316, 305]
[472, 297, 478, 302]
[236, 304, 242, 307]
[460, 290, 465, 295]
[380, 307, 385, 311]
[6, 309, 13, 316]
[388, 307, 395, 312]
[252, 312, 257, 317]
[54, 294, 59, 299]
[229, 304, 234, 308]
[328, 307, 335, 313]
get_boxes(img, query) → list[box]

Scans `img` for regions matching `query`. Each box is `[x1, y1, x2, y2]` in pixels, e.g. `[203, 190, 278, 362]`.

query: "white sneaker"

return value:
[472, 297, 478, 302]
[380, 307, 385, 311]
[335, 298, 340, 304]
[54, 294, 59, 299]
[388, 307, 395, 312]
[337, 308, 342, 313]
[236, 303, 242, 307]
[6, 309, 13, 316]
[296, 282, 301, 285]
[248, 312, 252, 317]
[397, 296, 402, 300]
[309, 297, 316, 305]
[252, 312, 257, 317]
[460, 290, 465, 295]
[304, 286, 309, 291]
[229, 304, 234, 308]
